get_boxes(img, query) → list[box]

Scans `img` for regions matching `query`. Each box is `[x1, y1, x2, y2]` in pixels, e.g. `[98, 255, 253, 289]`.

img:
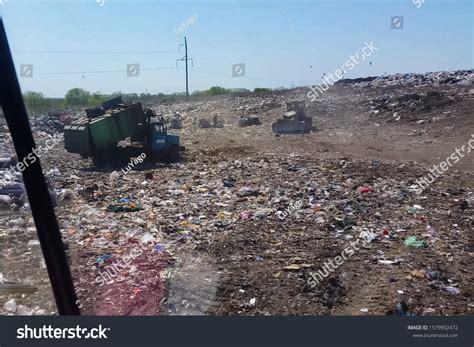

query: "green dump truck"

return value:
[64, 97, 182, 165]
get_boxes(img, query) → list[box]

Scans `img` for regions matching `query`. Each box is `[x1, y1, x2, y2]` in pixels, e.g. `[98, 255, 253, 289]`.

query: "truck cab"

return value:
[146, 122, 181, 161]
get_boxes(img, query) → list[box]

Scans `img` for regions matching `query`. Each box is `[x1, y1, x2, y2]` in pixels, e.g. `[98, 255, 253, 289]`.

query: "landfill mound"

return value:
[368, 91, 455, 122]
[336, 69, 474, 87]
[0, 70, 473, 316]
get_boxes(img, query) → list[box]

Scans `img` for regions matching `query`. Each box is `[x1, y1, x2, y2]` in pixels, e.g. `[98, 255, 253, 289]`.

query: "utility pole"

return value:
[177, 37, 193, 102]
[184, 37, 188, 101]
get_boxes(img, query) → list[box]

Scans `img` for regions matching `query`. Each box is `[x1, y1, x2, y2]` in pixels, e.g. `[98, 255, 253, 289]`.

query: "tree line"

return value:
[20, 86, 275, 114]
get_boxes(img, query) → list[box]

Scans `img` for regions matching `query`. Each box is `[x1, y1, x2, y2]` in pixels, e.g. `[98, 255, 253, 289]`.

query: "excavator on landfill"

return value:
[63, 96, 184, 166]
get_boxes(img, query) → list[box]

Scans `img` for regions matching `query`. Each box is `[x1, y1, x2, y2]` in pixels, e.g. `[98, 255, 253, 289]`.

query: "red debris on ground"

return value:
[76, 243, 173, 316]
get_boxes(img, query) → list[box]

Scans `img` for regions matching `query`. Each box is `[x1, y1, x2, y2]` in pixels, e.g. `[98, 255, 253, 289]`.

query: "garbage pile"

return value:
[169, 113, 182, 129]
[31, 111, 80, 134]
[0, 71, 472, 316]
[368, 91, 455, 122]
[28, 147, 467, 315]
[339, 70, 474, 88]
[0, 131, 64, 212]
[149, 94, 288, 130]
[237, 115, 261, 127]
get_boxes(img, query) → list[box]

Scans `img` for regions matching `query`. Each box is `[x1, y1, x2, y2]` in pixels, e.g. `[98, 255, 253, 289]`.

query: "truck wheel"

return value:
[165, 145, 180, 162]
[92, 156, 106, 167]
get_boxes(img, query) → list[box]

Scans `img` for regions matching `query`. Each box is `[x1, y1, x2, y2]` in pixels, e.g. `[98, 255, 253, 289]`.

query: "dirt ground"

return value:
[1, 81, 473, 316]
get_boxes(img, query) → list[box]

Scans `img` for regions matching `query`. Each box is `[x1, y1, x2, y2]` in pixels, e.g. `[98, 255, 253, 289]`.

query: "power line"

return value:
[13, 50, 180, 55]
[18, 66, 179, 76]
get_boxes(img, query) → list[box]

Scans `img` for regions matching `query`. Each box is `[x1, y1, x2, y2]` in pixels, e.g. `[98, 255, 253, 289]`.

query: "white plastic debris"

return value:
[17, 305, 33, 315]
[140, 232, 155, 244]
[109, 171, 120, 183]
[360, 230, 376, 242]
[3, 298, 17, 313]
[378, 259, 398, 265]
[46, 168, 62, 177]
[0, 195, 12, 206]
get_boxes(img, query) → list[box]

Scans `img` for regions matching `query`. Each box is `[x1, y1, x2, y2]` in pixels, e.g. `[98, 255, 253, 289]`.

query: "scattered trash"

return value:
[238, 115, 261, 128]
[95, 254, 113, 266]
[404, 236, 428, 248]
[17, 305, 32, 315]
[3, 298, 17, 313]
[107, 203, 142, 213]
[427, 270, 447, 282]
[140, 232, 155, 244]
[169, 114, 182, 129]
[198, 119, 212, 128]
[109, 171, 120, 183]
[223, 179, 235, 188]
[0, 194, 12, 209]
[357, 186, 371, 193]
[239, 211, 254, 219]
[27, 239, 40, 246]
[0, 281, 38, 295]
[440, 286, 460, 295]
[154, 244, 165, 253]
[360, 230, 376, 242]
[395, 302, 411, 316]
[1, 70, 472, 315]
[47, 168, 62, 177]
[58, 189, 75, 206]
[378, 259, 399, 265]
[236, 187, 259, 197]
[410, 269, 426, 279]
[283, 263, 313, 271]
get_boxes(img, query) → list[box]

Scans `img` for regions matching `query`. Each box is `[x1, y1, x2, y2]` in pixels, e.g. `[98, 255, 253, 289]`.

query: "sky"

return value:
[0, 0, 472, 97]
